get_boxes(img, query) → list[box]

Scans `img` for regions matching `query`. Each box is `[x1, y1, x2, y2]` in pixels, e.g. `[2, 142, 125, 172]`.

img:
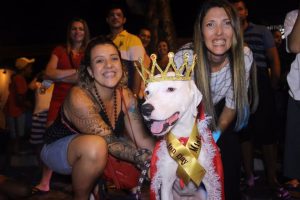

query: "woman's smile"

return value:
[103, 70, 116, 78]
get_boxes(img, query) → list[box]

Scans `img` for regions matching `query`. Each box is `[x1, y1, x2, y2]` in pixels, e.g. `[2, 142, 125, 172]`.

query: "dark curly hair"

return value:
[78, 35, 127, 89]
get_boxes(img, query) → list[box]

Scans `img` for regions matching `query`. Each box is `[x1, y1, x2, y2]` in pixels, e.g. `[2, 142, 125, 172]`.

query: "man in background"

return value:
[106, 4, 146, 97]
[233, 0, 281, 191]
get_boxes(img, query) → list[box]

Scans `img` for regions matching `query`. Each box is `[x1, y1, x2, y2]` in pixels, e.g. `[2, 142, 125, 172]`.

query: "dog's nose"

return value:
[141, 103, 154, 117]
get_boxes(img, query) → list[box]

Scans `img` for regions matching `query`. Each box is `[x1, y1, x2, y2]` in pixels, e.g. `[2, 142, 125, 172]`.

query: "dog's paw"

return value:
[173, 178, 198, 196]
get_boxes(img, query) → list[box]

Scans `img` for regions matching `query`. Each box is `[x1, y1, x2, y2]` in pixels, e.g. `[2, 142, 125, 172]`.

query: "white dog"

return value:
[141, 73, 224, 200]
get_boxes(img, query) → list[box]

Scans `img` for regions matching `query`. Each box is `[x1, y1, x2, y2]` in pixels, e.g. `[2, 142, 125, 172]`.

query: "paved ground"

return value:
[0, 135, 299, 200]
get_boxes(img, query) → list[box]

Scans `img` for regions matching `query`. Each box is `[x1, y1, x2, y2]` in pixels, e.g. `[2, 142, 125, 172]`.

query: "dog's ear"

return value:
[189, 80, 202, 116]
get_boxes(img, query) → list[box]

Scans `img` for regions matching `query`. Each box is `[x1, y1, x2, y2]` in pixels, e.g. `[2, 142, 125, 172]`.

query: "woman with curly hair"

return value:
[38, 36, 154, 199]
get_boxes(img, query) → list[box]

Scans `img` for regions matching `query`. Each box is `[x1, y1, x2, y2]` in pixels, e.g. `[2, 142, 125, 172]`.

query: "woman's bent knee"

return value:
[68, 135, 108, 165]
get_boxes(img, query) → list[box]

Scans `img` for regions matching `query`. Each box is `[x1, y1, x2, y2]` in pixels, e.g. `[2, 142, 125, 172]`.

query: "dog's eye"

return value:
[144, 90, 149, 97]
[167, 87, 175, 92]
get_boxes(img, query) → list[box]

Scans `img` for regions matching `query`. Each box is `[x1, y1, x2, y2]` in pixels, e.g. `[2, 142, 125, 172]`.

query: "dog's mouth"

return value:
[145, 112, 180, 136]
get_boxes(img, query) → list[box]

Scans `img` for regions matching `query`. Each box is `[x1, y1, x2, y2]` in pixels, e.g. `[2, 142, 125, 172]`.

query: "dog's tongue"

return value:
[151, 121, 165, 134]
[150, 113, 179, 134]
[169, 113, 179, 124]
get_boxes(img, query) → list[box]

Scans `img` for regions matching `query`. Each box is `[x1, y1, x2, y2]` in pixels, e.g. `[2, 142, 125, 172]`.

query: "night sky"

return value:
[0, 0, 298, 70]
[1, 0, 297, 45]
[1, 0, 111, 46]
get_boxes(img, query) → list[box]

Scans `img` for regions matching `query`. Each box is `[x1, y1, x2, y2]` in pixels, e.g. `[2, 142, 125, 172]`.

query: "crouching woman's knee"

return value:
[69, 135, 108, 169]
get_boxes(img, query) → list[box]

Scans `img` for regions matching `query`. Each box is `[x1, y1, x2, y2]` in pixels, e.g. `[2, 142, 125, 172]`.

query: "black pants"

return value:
[217, 131, 241, 200]
[215, 99, 241, 200]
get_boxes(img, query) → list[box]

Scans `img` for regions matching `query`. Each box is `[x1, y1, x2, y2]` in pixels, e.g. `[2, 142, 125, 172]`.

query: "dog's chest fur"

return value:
[151, 119, 222, 200]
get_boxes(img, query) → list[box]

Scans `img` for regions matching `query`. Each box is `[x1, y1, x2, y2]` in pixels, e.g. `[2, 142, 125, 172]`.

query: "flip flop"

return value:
[31, 187, 49, 196]
[276, 187, 292, 200]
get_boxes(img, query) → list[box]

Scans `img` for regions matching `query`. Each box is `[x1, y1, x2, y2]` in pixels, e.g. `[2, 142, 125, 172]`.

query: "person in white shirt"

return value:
[175, 0, 253, 198]
[283, 4, 300, 191]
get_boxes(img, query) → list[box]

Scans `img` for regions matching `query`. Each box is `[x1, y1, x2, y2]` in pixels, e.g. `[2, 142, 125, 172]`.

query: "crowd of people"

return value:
[1, 0, 300, 199]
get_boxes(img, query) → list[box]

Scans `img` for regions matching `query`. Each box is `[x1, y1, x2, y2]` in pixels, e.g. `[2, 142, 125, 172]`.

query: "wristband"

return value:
[212, 129, 221, 143]
[236, 106, 250, 131]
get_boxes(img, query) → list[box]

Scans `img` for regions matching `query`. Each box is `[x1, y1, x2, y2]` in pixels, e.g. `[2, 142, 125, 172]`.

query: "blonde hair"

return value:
[193, 0, 248, 130]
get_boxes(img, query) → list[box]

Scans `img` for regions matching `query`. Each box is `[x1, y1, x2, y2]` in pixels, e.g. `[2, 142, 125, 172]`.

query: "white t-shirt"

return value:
[175, 43, 253, 109]
[284, 10, 300, 100]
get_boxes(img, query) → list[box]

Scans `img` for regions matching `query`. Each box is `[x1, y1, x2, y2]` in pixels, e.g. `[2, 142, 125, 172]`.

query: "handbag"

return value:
[103, 155, 140, 190]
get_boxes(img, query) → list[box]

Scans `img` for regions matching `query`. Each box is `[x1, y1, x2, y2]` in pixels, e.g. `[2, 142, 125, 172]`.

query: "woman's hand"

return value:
[134, 148, 152, 168]
[217, 106, 236, 133]
[173, 178, 197, 196]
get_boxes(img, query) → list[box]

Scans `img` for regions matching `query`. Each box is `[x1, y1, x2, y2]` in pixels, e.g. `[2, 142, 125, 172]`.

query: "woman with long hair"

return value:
[39, 36, 154, 199]
[175, 0, 254, 198]
[33, 18, 90, 195]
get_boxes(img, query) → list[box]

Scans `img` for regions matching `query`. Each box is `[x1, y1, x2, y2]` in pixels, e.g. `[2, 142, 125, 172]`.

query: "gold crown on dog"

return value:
[136, 52, 196, 83]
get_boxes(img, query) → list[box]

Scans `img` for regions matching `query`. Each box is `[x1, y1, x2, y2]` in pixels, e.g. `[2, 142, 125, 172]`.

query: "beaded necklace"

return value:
[94, 85, 117, 131]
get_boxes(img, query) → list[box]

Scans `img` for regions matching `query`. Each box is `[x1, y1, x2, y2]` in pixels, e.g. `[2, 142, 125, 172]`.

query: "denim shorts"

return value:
[41, 134, 78, 175]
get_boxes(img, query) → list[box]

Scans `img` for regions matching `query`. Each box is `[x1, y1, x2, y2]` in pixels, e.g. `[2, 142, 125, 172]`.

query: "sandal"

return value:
[246, 174, 260, 187]
[31, 187, 49, 196]
[276, 187, 292, 200]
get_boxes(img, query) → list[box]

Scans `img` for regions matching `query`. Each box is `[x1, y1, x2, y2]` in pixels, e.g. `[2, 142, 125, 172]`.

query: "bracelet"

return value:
[134, 148, 152, 168]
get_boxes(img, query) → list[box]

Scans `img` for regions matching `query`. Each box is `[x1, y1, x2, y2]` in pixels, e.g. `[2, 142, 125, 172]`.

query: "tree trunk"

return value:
[157, 0, 177, 51]
[147, 0, 177, 52]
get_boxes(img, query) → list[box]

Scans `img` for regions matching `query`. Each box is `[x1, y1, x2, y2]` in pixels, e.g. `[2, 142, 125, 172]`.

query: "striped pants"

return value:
[30, 111, 48, 145]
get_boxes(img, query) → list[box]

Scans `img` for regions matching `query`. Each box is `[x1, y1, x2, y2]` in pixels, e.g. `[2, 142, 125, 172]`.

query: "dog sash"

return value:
[166, 122, 206, 186]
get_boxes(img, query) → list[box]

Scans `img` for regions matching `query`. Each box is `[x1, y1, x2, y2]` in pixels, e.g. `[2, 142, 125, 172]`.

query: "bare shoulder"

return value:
[121, 87, 136, 108]
[120, 87, 142, 121]
[68, 86, 92, 104]
[64, 86, 99, 116]
[64, 86, 111, 135]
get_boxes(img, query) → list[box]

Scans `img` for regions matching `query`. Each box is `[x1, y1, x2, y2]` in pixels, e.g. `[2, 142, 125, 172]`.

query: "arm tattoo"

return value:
[68, 91, 138, 162]
[128, 101, 140, 120]
[67, 88, 151, 166]
[66, 100, 111, 136]
[103, 134, 152, 166]
[104, 134, 137, 163]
